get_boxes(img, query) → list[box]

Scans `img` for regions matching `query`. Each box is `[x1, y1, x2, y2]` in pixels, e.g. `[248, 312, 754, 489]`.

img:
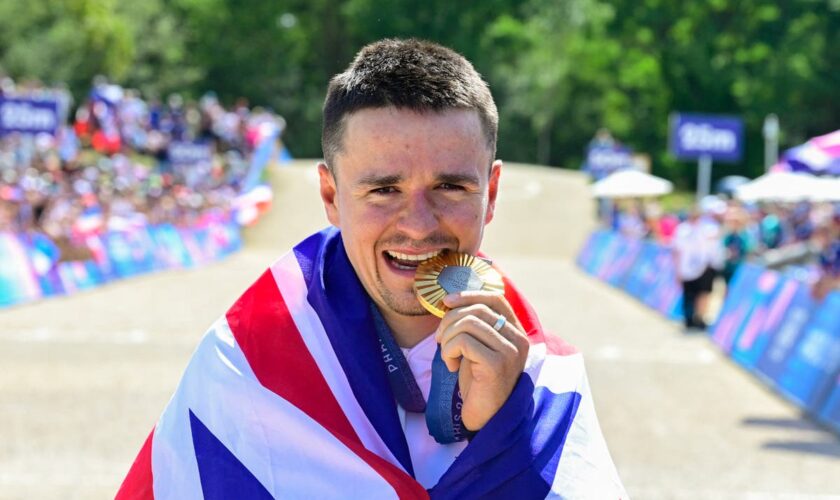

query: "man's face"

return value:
[319, 107, 500, 318]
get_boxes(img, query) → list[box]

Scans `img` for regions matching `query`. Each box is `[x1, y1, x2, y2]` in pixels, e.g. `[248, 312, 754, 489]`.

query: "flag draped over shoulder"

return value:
[117, 228, 626, 499]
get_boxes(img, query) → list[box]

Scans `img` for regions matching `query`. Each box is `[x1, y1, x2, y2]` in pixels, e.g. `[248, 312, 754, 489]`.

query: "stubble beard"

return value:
[374, 271, 430, 317]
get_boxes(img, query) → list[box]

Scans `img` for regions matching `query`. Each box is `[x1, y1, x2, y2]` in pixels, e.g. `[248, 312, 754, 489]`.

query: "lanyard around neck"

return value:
[370, 304, 472, 443]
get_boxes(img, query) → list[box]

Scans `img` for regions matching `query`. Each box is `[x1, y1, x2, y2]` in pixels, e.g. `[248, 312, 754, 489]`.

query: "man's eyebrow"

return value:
[356, 173, 403, 188]
[436, 172, 480, 186]
[354, 172, 481, 188]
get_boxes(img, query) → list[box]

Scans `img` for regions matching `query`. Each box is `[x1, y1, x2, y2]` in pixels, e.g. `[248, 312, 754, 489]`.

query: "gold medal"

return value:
[414, 251, 505, 318]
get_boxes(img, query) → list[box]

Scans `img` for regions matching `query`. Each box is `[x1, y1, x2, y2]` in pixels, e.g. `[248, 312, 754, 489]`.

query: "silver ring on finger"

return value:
[492, 314, 507, 332]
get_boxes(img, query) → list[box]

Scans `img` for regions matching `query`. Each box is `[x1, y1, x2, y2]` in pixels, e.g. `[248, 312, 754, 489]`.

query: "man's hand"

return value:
[435, 291, 530, 432]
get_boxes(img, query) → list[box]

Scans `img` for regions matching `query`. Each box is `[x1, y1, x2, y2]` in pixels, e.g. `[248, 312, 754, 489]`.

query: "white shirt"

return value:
[673, 219, 722, 280]
[398, 334, 468, 488]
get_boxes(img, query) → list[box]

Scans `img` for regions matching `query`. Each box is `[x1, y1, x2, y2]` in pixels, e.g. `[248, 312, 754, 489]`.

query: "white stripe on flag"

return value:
[270, 252, 405, 471]
[534, 354, 628, 499]
[151, 318, 399, 499]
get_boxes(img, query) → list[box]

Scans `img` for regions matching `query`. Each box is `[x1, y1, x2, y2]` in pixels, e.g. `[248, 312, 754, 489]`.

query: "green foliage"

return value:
[1, 0, 837, 188]
[0, 0, 199, 99]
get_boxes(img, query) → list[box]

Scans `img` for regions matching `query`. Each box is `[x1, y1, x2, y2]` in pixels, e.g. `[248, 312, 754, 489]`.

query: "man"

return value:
[673, 207, 722, 329]
[118, 39, 626, 499]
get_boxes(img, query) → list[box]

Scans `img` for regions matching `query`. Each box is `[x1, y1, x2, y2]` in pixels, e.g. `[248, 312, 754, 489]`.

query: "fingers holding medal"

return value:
[414, 251, 529, 432]
[435, 292, 529, 373]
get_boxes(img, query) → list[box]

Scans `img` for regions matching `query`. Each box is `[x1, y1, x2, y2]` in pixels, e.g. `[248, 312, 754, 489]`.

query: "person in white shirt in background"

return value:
[673, 205, 723, 330]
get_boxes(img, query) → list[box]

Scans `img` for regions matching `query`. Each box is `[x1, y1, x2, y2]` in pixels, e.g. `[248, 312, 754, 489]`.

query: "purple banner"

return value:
[585, 145, 632, 180]
[669, 113, 744, 162]
[168, 141, 213, 166]
[0, 97, 60, 136]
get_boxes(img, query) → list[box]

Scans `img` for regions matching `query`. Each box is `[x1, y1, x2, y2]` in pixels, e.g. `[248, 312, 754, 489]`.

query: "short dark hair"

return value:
[322, 38, 498, 169]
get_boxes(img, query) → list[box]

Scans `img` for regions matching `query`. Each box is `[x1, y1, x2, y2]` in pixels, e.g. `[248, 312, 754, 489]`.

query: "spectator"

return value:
[672, 208, 720, 330]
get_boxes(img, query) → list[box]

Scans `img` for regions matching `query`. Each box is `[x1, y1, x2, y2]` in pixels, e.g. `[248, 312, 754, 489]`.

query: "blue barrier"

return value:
[639, 246, 682, 320]
[754, 282, 816, 385]
[775, 292, 840, 413]
[578, 231, 618, 277]
[0, 233, 42, 306]
[580, 231, 683, 319]
[604, 237, 643, 287]
[818, 375, 840, 433]
[711, 265, 783, 357]
[729, 274, 802, 373]
[575, 230, 605, 271]
[577, 230, 840, 436]
[0, 221, 243, 309]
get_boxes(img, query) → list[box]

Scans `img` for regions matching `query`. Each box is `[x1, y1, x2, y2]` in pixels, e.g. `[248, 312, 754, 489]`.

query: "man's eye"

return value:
[438, 183, 465, 191]
[371, 186, 398, 195]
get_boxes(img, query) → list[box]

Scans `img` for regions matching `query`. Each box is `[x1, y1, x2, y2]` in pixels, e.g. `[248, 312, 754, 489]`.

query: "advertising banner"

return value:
[754, 281, 816, 385]
[603, 237, 643, 287]
[2, 220, 245, 310]
[584, 144, 633, 180]
[729, 272, 796, 371]
[168, 141, 213, 166]
[17, 232, 64, 298]
[641, 246, 683, 319]
[775, 292, 840, 412]
[241, 127, 279, 193]
[576, 231, 608, 272]
[669, 113, 744, 162]
[591, 233, 625, 280]
[620, 241, 660, 299]
[102, 231, 141, 278]
[148, 224, 194, 269]
[57, 260, 103, 293]
[0, 97, 60, 136]
[709, 264, 765, 352]
[817, 374, 840, 433]
[0, 232, 42, 306]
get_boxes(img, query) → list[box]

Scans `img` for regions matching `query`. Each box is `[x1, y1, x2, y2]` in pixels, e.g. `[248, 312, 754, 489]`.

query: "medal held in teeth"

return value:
[414, 251, 505, 318]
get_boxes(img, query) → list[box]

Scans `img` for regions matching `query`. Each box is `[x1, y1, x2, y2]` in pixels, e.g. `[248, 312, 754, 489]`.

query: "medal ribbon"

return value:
[370, 305, 469, 443]
[370, 304, 426, 413]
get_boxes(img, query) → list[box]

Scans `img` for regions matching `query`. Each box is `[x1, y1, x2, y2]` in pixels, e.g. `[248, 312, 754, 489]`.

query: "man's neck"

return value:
[378, 308, 440, 349]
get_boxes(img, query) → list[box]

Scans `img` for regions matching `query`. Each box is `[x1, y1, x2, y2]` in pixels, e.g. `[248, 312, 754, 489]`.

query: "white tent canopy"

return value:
[590, 169, 674, 198]
[734, 171, 837, 203]
[808, 176, 840, 202]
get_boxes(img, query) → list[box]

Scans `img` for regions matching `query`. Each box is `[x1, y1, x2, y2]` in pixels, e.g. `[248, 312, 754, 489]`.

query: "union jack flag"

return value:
[117, 228, 626, 499]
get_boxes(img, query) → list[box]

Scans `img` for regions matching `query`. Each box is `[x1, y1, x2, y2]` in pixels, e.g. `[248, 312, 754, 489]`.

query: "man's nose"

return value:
[395, 191, 440, 239]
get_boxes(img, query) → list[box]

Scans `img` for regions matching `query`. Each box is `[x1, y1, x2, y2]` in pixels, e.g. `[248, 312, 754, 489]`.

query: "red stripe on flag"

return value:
[116, 429, 155, 500]
[226, 270, 427, 499]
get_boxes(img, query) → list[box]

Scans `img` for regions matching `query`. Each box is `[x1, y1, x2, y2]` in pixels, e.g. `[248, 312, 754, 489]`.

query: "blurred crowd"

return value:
[0, 76, 284, 261]
[609, 196, 840, 323]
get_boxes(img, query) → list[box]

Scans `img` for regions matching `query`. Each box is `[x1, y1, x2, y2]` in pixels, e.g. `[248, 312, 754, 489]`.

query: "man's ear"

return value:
[318, 162, 340, 227]
[484, 160, 502, 225]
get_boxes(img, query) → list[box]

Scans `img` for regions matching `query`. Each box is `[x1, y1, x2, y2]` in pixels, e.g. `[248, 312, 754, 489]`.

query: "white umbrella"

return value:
[808, 176, 840, 202]
[734, 171, 824, 202]
[590, 169, 673, 198]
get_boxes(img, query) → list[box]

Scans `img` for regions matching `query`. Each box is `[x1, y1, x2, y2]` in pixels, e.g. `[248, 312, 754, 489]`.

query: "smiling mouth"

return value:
[383, 249, 444, 271]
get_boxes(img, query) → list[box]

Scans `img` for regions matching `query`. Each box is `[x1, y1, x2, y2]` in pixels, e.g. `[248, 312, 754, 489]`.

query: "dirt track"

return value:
[1, 161, 838, 499]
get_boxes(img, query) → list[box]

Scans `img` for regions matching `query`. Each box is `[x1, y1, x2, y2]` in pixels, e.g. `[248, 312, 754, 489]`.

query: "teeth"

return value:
[385, 250, 442, 262]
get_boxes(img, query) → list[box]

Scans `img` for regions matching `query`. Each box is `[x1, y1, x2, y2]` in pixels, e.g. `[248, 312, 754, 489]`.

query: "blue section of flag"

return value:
[431, 377, 581, 499]
[531, 387, 582, 486]
[188, 410, 273, 500]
